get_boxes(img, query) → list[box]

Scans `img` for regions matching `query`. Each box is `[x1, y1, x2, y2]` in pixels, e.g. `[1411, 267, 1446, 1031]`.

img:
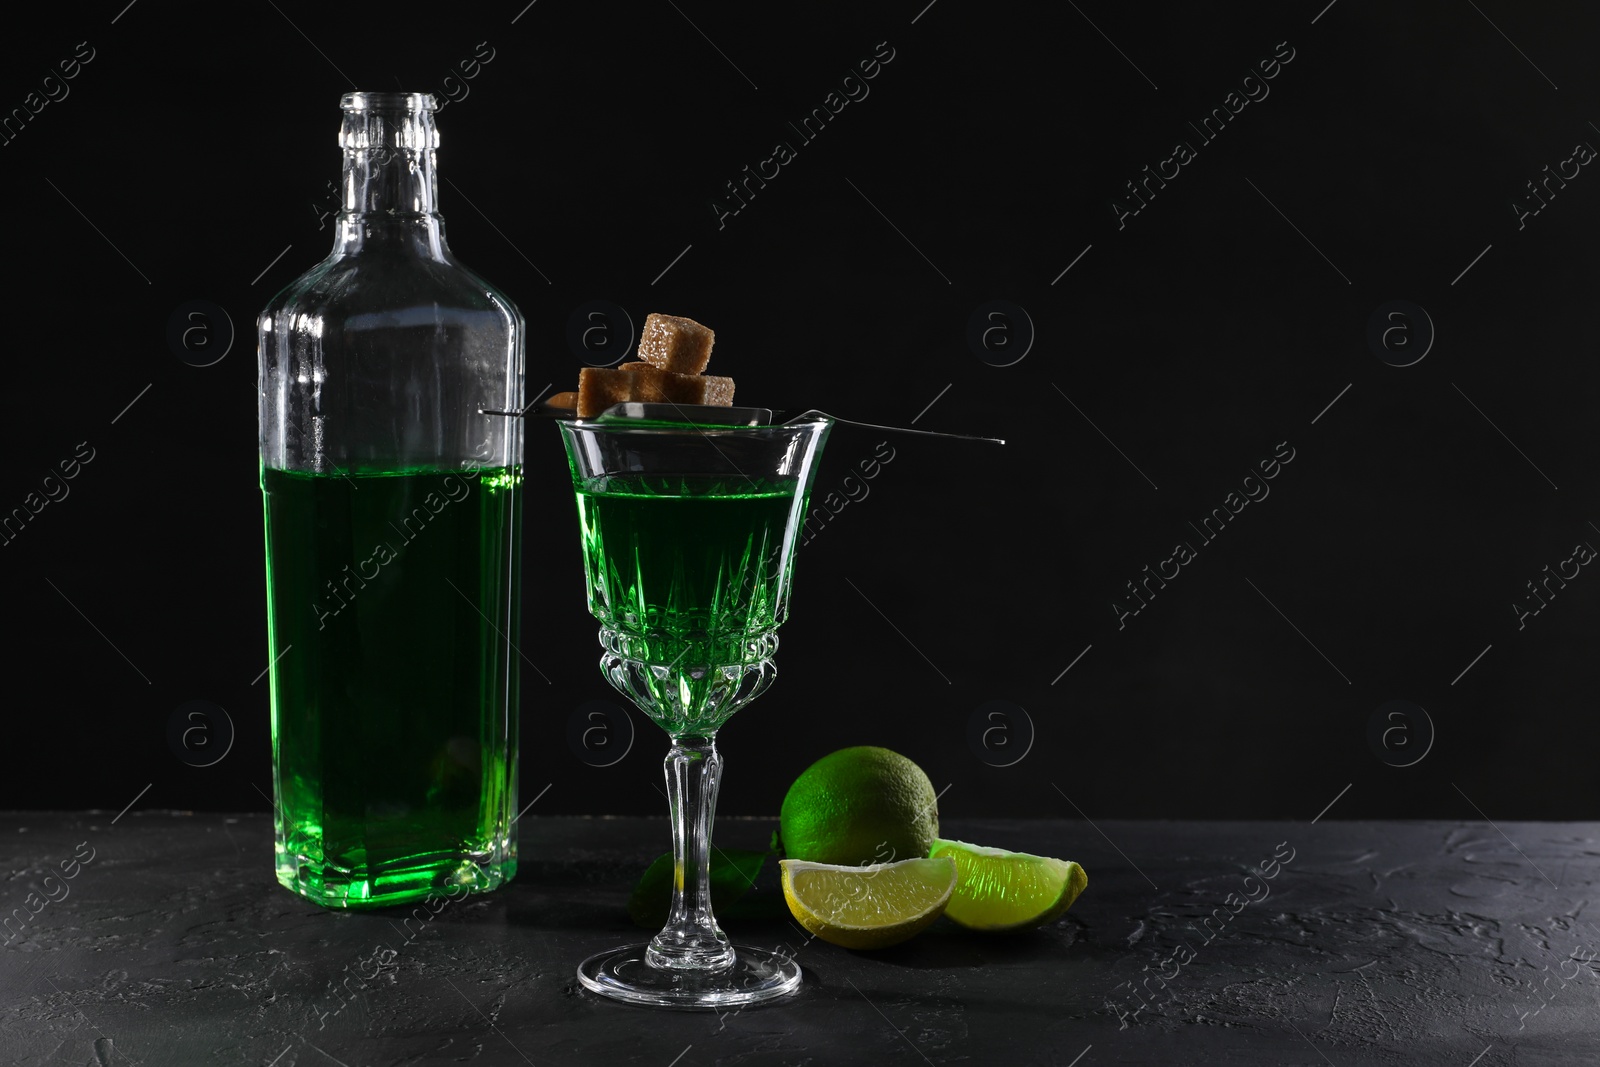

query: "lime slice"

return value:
[929, 838, 1087, 931]
[780, 856, 956, 950]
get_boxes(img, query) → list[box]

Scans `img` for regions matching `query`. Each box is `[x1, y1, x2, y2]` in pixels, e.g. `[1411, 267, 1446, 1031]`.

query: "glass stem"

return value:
[647, 734, 735, 972]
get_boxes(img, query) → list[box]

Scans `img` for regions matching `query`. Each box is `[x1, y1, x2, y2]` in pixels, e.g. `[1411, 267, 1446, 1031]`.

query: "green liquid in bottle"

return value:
[575, 475, 801, 735]
[262, 465, 521, 908]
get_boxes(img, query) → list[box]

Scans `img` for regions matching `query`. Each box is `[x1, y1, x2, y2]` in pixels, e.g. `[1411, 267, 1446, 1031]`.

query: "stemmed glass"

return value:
[556, 410, 832, 1008]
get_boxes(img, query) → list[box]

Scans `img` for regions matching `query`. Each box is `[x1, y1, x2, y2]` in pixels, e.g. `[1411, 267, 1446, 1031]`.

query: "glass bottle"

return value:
[257, 92, 524, 908]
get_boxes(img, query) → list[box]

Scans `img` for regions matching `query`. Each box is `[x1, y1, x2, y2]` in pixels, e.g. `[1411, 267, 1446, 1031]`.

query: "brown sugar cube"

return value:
[577, 368, 637, 417]
[685, 374, 735, 407]
[576, 366, 735, 417]
[617, 362, 650, 371]
[626, 364, 734, 409]
[544, 390, 578, 410]
[637, 313, 715, 374]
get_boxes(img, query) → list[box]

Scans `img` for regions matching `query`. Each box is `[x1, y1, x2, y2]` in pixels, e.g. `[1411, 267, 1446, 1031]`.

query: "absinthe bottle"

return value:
[257, 92, 524, 908]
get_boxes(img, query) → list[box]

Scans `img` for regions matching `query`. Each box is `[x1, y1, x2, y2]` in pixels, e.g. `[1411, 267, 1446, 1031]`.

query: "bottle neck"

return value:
[334, 147, 448, 258]
[333, 99, 447, 259]
[345, 145, 439, 215]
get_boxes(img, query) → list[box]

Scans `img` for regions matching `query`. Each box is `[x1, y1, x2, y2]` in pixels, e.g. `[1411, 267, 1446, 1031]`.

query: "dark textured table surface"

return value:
[2, 813, 1597, 1066]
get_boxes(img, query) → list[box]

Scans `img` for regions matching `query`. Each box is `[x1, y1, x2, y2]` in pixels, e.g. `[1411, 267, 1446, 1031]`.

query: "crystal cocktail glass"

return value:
[556, 412, 831, 1008]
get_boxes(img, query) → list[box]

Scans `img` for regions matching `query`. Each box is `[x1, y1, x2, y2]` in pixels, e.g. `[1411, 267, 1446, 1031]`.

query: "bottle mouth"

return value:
[341, 91, 436, 113]
[340, 93, 439, 150]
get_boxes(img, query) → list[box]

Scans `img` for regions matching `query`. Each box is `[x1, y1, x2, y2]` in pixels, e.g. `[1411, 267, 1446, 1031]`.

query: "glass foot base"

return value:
[577, 945, 802, 1009]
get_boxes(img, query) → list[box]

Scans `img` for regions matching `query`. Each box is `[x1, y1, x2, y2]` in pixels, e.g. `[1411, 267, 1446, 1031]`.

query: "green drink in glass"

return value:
[575, 475, 796, 734]
[559, 411, 832, 1009]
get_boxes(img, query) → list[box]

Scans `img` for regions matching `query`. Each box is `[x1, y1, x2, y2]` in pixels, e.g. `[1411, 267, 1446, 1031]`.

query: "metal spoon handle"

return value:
[787, 409, 1005, 445]
[481, 404, 1006, 444]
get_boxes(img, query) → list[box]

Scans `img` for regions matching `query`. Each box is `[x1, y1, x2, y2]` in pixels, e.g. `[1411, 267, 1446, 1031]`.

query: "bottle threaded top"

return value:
[339, 92, 438, 150]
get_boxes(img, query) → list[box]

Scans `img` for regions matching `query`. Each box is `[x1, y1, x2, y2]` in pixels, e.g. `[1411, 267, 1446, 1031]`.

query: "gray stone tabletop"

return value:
[1, 814, 1596, 1066]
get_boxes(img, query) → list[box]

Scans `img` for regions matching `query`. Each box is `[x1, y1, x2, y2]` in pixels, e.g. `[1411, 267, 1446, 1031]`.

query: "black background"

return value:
[2, 0, 1596, 823]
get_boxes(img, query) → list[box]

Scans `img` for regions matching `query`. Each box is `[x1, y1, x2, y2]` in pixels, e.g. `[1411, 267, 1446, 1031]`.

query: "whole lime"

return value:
[779, 746, 940, 866]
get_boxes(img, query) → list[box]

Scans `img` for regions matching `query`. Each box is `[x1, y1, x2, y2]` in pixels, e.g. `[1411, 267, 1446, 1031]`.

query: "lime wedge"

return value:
[929, 838, 1087, 931]
[779, 856, 956, 950]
